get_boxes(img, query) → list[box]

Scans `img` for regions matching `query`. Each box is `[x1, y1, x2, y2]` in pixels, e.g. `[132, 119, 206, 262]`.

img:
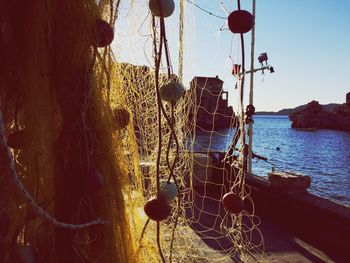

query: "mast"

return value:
[178, 0, 184, 82]
[248, 0, 256, 174]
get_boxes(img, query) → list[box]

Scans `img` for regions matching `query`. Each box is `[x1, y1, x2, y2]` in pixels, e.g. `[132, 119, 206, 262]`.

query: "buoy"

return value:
[159, 180, 177, 201]
[113, 108, 130, 130]
[228, 10, 254, 34]
[144, 197, 171, 221]
[84, 171, 103, 195]
[222, 192, 244, 214]
[93, 19, 114, 47]
[159, 81, 184, 102]
[245, 104, 255, 117]
[7, 129, 25, 149]
[149, 0, 175, 18]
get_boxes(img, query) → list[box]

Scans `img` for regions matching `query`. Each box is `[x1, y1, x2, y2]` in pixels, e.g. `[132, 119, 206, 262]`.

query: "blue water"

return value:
[193, 115, 350, 206]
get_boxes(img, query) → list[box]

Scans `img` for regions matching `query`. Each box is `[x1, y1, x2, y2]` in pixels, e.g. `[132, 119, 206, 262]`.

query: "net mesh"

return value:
[0, 0, 265, 262]
[115, 62, 265, 262]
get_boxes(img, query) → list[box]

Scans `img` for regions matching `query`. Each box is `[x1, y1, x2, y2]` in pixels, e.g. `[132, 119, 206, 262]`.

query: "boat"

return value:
[189, 150, 350, 262]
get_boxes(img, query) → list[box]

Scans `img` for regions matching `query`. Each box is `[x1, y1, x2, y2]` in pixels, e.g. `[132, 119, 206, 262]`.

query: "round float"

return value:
[228, 10, 254, 34]
[113, 108, 130, 130]
[144, 197, 171, 221]
[222, 192, 244, 214]
[159, 180, 177, 201]
[93, 19, 114, 47]
[149, 0, 175, 18]
[159, 81, 184, 102]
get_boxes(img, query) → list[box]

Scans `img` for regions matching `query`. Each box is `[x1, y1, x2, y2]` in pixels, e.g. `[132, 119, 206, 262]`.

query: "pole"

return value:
[248, 0, 256, 174]
[178, 0, 184, 82]
[244, 66, 269, 75]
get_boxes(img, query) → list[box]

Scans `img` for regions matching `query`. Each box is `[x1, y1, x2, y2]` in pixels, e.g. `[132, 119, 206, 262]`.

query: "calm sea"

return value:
[193, 115, 350, 207]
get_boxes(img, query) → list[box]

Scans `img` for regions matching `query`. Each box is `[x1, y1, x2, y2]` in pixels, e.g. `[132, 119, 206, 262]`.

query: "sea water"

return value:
[192, 115, 350, 206]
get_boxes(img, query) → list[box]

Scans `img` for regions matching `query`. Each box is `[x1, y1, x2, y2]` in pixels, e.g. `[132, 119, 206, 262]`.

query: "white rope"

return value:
[0, 101, 108, 229]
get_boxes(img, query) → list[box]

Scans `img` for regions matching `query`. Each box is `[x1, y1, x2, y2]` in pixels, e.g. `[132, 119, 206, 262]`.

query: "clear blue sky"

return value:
[115, 0, 350, 111]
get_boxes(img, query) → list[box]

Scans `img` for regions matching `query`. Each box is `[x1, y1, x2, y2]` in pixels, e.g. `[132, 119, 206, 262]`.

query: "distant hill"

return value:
[256, 103, 340, 115]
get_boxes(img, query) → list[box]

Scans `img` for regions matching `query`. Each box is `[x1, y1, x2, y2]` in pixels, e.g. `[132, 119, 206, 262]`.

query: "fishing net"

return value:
[112, 1, 266, 262]
[0, 0, 265, 262]
[0, 1, 145, 262]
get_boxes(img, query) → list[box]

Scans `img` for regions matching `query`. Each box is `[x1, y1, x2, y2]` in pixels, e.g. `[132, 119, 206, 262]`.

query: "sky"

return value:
[114, 0, 350, 111]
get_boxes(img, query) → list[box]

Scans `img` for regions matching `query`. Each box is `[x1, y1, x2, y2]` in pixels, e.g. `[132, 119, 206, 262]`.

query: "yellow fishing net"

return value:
[0, 0, 264, 262]
[0, 1, 142, 262]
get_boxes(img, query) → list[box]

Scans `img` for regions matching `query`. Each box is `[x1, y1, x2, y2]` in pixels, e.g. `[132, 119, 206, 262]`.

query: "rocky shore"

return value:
[289, 100, 350, 131]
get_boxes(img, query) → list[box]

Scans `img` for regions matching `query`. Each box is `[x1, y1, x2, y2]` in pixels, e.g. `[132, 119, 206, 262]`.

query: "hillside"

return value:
[255, 103, 340, 115]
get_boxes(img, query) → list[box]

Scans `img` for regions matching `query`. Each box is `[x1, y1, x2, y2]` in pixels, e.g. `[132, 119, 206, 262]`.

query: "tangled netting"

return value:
[0, 0, 265, 262]
[0, 1, 145, 262]
[113, 1, 266, 261]
[117, 69, 265, 263]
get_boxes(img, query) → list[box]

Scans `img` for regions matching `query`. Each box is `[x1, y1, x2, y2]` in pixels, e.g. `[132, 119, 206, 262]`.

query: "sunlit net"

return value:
[0, 0, 265, 262]
[113, 1, 266, 262]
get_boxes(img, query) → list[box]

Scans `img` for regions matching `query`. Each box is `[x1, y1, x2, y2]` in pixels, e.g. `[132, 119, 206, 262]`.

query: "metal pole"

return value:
[248, 0, 256, 174]
[244, 66, 269, 75]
